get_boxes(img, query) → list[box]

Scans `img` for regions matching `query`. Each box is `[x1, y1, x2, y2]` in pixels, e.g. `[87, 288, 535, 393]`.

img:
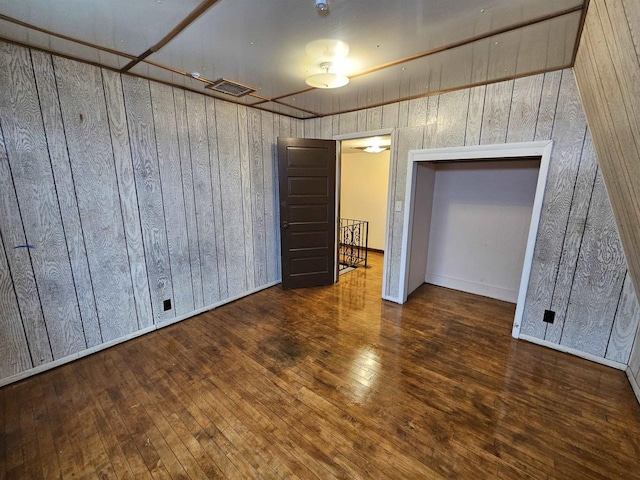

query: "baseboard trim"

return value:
[0, 280, 281, 388]
[627, 368, 640, 405]
[519, 334, 627, 370]
[425, 273, 518, 303]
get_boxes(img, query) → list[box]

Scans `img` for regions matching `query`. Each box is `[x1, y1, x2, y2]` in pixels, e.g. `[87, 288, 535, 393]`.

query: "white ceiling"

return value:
[0, 0, 586, 119]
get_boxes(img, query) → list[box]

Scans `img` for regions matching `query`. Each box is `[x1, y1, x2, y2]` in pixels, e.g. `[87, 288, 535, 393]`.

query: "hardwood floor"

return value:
[2, 252, 640, 479]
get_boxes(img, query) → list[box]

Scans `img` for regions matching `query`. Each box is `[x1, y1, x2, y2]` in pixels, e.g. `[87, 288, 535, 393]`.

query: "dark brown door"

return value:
[278, 137, 337, 290]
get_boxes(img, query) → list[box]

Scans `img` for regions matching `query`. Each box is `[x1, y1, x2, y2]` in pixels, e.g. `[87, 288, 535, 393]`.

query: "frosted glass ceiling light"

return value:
[306, 62, 349, 89]
[362, 145, 388, 154]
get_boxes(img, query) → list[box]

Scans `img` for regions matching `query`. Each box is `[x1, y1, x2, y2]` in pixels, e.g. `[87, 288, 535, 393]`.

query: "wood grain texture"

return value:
[3, 253, 640, 479]
[262, 111, 280, 283]
[0, 44, 86, 359]
[101, 69, 153, 330]
[386, 126, 424, 298]
[121, 75, 174, 324]
[506, 75, 544, 143]
[574, 0, 640, 314]
[480, 80, 513, 145]
[561, 172, 628, 356]
[631, 334, 640, 378]
[215, 99, 247, 298]
[0, 217, 32, 377]
[534, 71, 562, 141]
[248, 108, 267, 287]
[188, 94, 221, 304]
[607, 272, 640, 363]
[237, 105, 256, 291]
[434, 90, 469, 148]
[173, 89, 204, 309]
[545, 131, 597, 345]
[0, 90, 52, 366]
[464, 86, 486, 146]
[382, 103, 400, 129]
[367, 106, 383, 131]
[53, 57, 138, 343]
[149, 82, 194, 317]
[338, 111, 358, 135]
[320, 116, 333, 139]
[421, 95, 439, 149]
[203, 97, 228, 300]
[521, 70, 587, 339]
[407, 97, 429, 127]
[31, 51, 101, 348]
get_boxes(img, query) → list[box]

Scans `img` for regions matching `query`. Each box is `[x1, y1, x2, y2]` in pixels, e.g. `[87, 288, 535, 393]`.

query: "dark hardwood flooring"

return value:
[2, 252, 640, 479]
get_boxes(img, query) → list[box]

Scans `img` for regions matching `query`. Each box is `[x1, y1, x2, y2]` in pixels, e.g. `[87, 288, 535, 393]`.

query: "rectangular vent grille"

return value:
[206, 78, 255, 97]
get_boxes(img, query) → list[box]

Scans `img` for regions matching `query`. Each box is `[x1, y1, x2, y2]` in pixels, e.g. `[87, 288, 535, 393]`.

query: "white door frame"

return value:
[398, 141, 553, 339]
[334, 128, 396, 298]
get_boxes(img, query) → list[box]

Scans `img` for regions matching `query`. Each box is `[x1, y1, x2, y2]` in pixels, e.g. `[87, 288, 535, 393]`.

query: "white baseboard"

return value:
[519, 334, 627, 370]
[0, 280, 280, 388]
[425, 273, 518, 303]
[627, 368, 640, 405]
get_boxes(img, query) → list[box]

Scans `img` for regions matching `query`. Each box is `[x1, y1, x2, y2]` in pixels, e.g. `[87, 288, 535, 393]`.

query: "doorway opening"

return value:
[398, 141, 553, 338]
[336, 131, 393, 288]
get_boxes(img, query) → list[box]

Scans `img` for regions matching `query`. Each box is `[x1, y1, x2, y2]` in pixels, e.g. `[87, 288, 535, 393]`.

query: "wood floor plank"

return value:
[1, 253, 640, 478]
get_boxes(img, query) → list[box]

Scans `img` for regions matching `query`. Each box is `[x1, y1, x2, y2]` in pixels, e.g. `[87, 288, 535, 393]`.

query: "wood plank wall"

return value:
[305, 68, 640, 365]
[0, 40, 303, 383]
[573, 0, 640, 394]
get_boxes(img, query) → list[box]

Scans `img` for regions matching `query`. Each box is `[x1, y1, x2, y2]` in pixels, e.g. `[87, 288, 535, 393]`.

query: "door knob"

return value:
[281, 221, 289, 230]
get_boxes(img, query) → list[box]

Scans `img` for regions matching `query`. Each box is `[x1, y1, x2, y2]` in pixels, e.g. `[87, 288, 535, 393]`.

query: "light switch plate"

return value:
[395, 200, 402, 212]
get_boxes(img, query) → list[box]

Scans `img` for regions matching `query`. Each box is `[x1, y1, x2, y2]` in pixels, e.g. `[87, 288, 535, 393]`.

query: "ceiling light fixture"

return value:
[315, 0, 328, 11]
[362, 145, 389, 154]
[305, 62, 349, 89]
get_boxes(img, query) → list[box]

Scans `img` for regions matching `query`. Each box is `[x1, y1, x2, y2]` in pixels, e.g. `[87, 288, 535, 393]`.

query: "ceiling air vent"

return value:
[206, 78, 255, 97]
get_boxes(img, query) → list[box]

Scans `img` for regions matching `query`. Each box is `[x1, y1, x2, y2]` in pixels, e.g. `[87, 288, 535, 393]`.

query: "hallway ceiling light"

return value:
[305, 62, 349, 89]
[361, 145, 389, 153]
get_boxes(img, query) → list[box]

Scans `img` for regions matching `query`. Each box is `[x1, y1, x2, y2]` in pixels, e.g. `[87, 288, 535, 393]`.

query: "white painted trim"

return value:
[333, 128, 394, 141]
[397, 141, 553, 340]
[626, 367, 640, 405]
[0, 280, 280, 388]
[425, 273, 518, 303]
[382, 293, 402, 303]
[520, 334, 627, 370]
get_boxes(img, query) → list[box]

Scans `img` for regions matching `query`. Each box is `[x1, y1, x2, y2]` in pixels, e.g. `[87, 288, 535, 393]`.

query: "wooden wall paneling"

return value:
[367, 106, 383, 131]
[397, 101, 410, 128]
[622, 0, 640, 59]
[271, 113, 282, 280]
[521, 70, 586, 339]
[101, 69, 153, 329]
[237, 105, 256, 291]
[607, 272, 640, 363]
[279, 116, 291, 138]
[545, 130, 596, 344]
[295, 118, 304, 138]
[0, 120, 51, 365]
[215, 100, 248, 298]
[149, 82, 194, 317]
[407, 97, 429, 127]
[320, 116, 333, 139]
[534, 71, 562, 141]
[386, 126, 424, 298]
[339, 111, 358, 135]
[422, 95, 439, 149]
[261, 111, 278, 283]
[0, 231, 32, 377]
[631, 335, 640, 377]
[248, 108, 267, 287]
[203, 97, 227, 300]
[53, 57, 138, 343]
[188, 94, 221, 304]
[434, 90, 469, 148]
[173, 88, 204, 309]
[506, 75, 544, 143]
[304, 118, 315, 138]
[31, 51, 102, 348]
[561, 172, 628, 356]
[357, 108, 367, 133]
[0, 45, 86, 359]
[382, 103, 400, 130]
[574, 0, 640, 305]
[121, 75, 174, 324]
[464, 86, 486, 146]
[480, 80, 514, 145]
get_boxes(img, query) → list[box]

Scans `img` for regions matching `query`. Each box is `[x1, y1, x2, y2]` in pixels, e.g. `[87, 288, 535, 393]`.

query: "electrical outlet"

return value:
[163, 299, 172, 311]
[543, 309, 555, 324]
